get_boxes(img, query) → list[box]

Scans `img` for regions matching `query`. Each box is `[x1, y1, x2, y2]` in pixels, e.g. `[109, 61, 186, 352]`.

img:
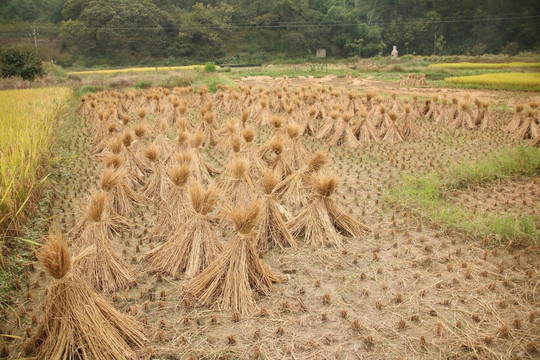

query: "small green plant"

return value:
[0, 47, 45, 81]
[387, 146, 540, 246]
[204, 61, 217, 72]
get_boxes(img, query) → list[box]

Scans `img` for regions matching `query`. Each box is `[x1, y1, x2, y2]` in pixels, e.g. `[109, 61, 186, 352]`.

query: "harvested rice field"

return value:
[1, 77, 539, 359]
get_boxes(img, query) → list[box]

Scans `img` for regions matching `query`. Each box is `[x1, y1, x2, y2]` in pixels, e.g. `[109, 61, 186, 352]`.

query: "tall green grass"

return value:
[388, 146, 540, 246]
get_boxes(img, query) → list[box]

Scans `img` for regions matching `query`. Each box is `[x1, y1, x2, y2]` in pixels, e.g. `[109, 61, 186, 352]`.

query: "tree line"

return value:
[0, 0, 538, 65]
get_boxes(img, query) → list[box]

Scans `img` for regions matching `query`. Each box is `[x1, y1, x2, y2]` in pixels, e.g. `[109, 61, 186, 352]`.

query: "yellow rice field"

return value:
[444, 72, 540, 89]
[0, 87, 71, 241]
[68, 64, 210, 76]
[429, 62, 540, 69]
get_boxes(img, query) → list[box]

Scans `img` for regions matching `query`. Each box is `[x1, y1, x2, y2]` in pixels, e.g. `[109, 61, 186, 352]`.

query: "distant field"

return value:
[444, 72, 540, 90]
[429, 62, 540, 69]
[68, 65, 206, 75]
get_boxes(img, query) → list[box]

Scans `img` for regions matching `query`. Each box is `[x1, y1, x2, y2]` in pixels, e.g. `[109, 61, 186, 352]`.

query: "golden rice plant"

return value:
[444, 73, 540, 90]
[429, 62, 540, 69]
[0, 87, 71, 268]
[68, 65, 212, 76]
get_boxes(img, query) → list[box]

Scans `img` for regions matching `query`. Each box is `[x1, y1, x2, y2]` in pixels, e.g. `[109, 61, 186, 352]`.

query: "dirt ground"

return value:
[1, 77, 539, 359]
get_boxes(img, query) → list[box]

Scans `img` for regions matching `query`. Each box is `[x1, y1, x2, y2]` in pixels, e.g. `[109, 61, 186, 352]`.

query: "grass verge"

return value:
[387, 146, 540, 246]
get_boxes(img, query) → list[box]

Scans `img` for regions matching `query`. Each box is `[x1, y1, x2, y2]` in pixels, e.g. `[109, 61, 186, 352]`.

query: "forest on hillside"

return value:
[0, 0, 538, 65]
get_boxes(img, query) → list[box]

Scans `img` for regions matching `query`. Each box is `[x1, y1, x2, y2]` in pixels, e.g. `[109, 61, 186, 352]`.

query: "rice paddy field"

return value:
[1, 74, 539, 359]
[444, 73, 540, 91]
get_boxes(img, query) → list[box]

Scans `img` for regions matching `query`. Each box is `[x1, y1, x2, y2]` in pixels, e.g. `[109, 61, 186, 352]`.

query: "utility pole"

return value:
[32, 23, 38, 48]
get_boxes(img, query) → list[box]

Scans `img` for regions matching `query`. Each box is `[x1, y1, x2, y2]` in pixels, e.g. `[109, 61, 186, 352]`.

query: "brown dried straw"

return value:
[145, 181, 223, 277]
[287, 173, 370, 248]
[24, 232, 145, 359]
[187, 199, 280, 315]
[255, 169, 297, 251]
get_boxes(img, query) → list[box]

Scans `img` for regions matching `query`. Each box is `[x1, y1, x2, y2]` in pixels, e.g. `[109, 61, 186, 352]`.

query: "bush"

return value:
[204, 62, 217, 72]
[43, 62, 67, 78]
[0, 47, 44, 81]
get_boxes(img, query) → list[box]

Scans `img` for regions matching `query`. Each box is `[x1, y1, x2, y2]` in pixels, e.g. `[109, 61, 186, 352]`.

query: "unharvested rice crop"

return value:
[0, 87, 71, 244]
[429, 62, 540, 69]
[68, 65, 211, 76]
[444, 72, 540, 90]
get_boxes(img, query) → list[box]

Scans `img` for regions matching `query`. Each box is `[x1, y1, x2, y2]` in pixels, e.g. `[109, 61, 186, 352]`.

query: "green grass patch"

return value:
[194, 73, 237, 93]
[387, 146, 540, 246]
[429, 62, 540, 69]
[448, 146, 540, 188]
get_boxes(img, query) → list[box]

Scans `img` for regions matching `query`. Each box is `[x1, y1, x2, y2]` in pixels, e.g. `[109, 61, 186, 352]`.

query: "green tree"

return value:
[0, 46, 44, 80]
[59, 0, 176, 59]
[176, 2, 233, 59]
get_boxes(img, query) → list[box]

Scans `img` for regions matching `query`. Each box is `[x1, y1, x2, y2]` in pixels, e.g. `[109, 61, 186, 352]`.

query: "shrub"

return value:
[0, 47, 44, 81]
[204, 62, 217, 72]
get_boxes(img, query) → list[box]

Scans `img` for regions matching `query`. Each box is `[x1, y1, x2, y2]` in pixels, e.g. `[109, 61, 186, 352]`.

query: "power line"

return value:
[0, 13, 538, 32]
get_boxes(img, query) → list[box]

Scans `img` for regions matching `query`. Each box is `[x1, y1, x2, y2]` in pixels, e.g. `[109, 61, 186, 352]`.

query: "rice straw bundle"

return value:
[152, 118, 174, 157]
[226, 90, 245, 115]
[145, 181, 223, 277]
[511, 110, 539, 140]
[100, 166, 147, 217]
[68, 186, 129, 242]
[216, 158, 256, 225]
[421, 98, 431, 116]
[382, 112, 405, 144]
[269, 115, 285, 136]
[224, 134, 244, 165]
[74, 191, 137, 292]
[435, 97, 452, 127]
[187, 199, 280, 315]
[528, 135, 540, 146]
[188, 131, 221, 184]
[24, 232, 145, 360]
[240, 126, 264, 177]
[316, 110, 340, 140]
[353, 111, 381, 145]
[298, 106, 317, 135]
[504, 104, 525, 133]
[252, 98, 272, 126]
[91, 109, 114, 145]
[215, 118, 239, 154]
[274, 150, 328, 207]
[425, 96, 438, 120]
[91, 120, 120, 156]
[327, 112, 359, 147]
[120, 130, 147, 183]
[176, 104, 193, 133]
[198, 111, 219, 146]
[147, 163, 191, 242]
[141, 144, 170, 201]
[375, 105, 393, 133]
[449, 101, 476, 130]
[476, 101, 496, 130]
[255, 169, 296, 251]
[287, 174, 370, 248]
[260, 136, 292, 178]
[283, 122, 310, 170]
[400, 105, 421, 140]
